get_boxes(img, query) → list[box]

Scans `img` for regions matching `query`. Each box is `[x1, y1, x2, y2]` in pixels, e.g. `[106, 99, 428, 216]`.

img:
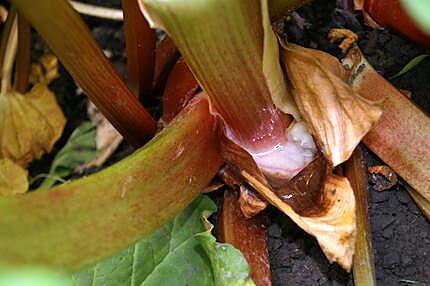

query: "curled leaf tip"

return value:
[282, 43, 382, 167]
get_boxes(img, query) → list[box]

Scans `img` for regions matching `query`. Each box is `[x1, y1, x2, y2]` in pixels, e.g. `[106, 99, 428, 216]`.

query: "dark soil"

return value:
[25, 0, 429, 285]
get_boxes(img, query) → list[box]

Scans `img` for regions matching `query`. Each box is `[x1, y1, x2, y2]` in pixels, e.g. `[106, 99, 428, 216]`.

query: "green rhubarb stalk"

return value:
[0, 98, 222, 270]
[10, 0, 156, 146]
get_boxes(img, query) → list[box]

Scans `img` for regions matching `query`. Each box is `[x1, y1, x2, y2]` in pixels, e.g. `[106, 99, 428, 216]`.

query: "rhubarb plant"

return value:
[0, 0, 429, 285]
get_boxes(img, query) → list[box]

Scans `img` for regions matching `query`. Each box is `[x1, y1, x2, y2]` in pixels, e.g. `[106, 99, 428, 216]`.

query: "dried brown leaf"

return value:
[243, 170, 356, 270]
[239, 185, 268, 218]
[328, 28, 358, 53]
[282, 44, 382, 167]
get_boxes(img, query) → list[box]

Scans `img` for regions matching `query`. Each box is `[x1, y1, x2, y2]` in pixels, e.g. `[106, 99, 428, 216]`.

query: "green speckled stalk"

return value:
[0, 98, 222, 270]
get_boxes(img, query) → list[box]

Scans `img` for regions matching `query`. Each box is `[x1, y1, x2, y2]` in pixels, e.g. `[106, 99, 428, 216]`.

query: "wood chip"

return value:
[368, 165, 398, 192]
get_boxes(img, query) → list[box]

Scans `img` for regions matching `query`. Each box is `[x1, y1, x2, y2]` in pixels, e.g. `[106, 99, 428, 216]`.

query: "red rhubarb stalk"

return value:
[219, 189, 272, 286]
[122, 0, 155, 103]
[161, 58, 199, 124]
[11, 0, 157, 147]
[346, 47, 430, 201]
[359, 0, 430, 47]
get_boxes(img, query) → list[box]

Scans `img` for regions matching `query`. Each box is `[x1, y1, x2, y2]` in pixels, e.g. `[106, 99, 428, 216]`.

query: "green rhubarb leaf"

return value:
[38, 122, 97, 189]
[72, 196, 254, 286]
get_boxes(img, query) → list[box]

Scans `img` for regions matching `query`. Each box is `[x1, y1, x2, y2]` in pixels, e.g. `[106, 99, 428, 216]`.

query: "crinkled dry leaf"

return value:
[0, 84, 66, 166]
[243, 171, 356, 270]
[239, 185, 268, 218]
[328, 28, 358, 53]
[29, 54, 59, 85]
[282, 44, 382, 166]
[0, 158, 28, 196]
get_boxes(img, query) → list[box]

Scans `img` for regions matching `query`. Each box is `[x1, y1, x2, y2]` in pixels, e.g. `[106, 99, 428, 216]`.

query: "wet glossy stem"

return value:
[142, 0, 286, 151]
[122, 0, 155, 103]
[11, 0, 157, 147]
[0, 10, 18, 96]
[344, 147, 376, 286]
[14, 14, 31, 93]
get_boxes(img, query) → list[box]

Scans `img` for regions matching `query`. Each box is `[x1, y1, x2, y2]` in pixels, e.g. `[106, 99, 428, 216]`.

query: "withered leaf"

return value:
[243, 170, 356, 270]
[0, 158, 28, 196]
[29, 54, 59, 85]
[282, 44, 382, 167]
[0, 83, 66, 166]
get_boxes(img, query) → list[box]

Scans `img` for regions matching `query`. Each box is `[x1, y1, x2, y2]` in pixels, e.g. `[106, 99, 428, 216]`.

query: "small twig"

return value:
[69, 1, 123, 21]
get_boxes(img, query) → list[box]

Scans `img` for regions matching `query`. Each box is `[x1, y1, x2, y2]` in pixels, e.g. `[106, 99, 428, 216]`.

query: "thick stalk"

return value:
[14, 14, 31, 93]
[141, 0, 292, 151]
[122, 0, 155, 103]
[11, 0, 157, 147]
[161, 58, 199, 123]
[0, 97, 222, 270]
[346, 47, 430, 201]
[345, 147, 376, 286]
[152, 35, 179, 95]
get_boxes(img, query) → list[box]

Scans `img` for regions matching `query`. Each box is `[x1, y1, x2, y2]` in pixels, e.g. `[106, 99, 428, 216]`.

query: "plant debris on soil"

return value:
[24, 0, 430, 285]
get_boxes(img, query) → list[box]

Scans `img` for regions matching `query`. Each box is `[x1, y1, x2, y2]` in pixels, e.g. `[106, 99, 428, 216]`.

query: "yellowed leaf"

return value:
[282, 44, 382, 166]
[0, 158, 28, 196]
[29, 54, 59, 85]
[0, 84, 66, 166]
